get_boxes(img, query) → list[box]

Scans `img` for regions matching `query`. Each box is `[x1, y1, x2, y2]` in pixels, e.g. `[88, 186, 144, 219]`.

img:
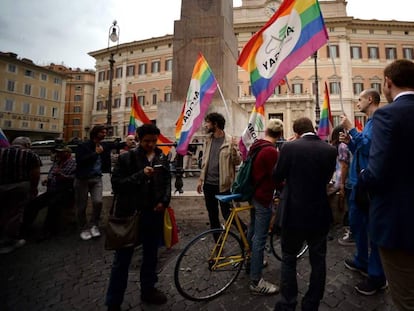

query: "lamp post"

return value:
[107, 20, 120, 137]
[313, 51, 320, 127]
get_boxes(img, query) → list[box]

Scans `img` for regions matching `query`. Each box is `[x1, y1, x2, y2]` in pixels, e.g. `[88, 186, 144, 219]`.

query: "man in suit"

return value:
[273, 117, 336, 311]
[360, 59, 414, 310]
[340, 89, 387, 296]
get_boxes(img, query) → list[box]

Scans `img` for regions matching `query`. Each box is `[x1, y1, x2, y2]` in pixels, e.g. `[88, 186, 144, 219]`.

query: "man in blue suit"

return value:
[273, 117, 336, 311]
[360, 59, 414, 310]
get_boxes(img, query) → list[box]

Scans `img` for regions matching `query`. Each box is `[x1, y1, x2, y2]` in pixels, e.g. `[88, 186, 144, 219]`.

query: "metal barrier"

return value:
[31, 142, 202, 194]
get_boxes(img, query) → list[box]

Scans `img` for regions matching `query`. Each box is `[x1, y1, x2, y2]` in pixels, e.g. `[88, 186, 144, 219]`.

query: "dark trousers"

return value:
[23, 189, 73, 235]
[275, 229, 328, 311]
[105, 209, 163, 307]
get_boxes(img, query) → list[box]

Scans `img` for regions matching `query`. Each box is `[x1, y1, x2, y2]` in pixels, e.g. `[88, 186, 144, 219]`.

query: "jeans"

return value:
[74, 176, 103, 229]
[248, 198, 272, 281]
[275, 229, 327, 311]
[105, 209, 163, 306]
[349, 187, 385, 282]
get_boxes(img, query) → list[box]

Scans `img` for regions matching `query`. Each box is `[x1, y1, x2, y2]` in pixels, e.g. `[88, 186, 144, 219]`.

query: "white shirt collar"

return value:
[394, 91, 414, 101]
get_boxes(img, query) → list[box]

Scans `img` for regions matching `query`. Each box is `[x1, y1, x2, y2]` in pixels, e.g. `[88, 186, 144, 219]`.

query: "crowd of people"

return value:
[0, 59, 413, 310]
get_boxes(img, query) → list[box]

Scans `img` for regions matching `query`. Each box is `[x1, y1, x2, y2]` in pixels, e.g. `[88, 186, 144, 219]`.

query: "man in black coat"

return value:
[105, 124, 171, 310]
[273, 117, 337, 311]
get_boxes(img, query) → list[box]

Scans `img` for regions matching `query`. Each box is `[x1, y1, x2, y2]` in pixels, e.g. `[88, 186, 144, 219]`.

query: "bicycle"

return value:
[174, 193, 308, 301]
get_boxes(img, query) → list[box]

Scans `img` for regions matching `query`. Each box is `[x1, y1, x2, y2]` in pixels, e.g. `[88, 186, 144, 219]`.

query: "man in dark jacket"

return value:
[273, 117, 336, 311]
[105, 124, 171, 310]
[74, 125, 112, 240]
[247, 118, 283, 295]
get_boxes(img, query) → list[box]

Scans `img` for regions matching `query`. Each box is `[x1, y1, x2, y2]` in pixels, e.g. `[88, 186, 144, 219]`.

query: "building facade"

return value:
[88, 0, 414, 139]
[46, 64, 95, 142]
[0, 52, 67, 142]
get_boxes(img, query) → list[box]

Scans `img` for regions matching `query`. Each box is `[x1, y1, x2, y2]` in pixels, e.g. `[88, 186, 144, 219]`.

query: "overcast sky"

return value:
[1, 0, 413, 70]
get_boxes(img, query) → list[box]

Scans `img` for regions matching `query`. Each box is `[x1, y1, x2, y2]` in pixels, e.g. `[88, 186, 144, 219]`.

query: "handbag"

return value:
[104, 194, 140, 251]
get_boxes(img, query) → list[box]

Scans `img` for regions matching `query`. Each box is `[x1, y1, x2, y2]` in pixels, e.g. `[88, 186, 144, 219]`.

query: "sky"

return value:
[1, 0, 414, 70]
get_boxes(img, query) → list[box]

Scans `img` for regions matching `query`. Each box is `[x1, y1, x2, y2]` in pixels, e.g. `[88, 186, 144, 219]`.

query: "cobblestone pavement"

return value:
[1, 163, 396, 310]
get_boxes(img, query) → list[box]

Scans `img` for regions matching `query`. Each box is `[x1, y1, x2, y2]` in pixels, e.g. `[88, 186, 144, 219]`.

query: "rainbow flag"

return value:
[317, 81, 333, 140]
[176, 52, 218, 156]
[237, 0, 328, 107]
[239, 105, 265, 161]
[128, 93, 173, 155]
[0, 128, 10, 148]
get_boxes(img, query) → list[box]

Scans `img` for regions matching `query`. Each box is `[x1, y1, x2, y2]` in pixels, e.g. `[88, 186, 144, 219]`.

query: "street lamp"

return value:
[313, 52, 320, 127]
[107, 20, 120, 137]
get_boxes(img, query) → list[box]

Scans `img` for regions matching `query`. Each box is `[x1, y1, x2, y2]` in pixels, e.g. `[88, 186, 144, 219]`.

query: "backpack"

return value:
[231, 148, 260, 202]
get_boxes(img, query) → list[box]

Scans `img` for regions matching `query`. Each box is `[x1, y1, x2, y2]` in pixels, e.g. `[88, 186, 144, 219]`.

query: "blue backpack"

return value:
[231, 149, 259, 202]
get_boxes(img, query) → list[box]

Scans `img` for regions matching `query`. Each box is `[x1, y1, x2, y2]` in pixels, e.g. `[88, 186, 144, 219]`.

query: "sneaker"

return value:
[90, 225, 101, 238]
[338, 230, 356, 246]
[80, 230, 92, 241]
[344, 258, 368, 277]
[250, 278, 279, 295]
[355, 279, 388, 296]
[0, 239, 26, 255]
[141, 288, 167, 305]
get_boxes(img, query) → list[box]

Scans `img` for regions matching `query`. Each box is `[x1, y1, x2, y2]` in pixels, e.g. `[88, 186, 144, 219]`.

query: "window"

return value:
[350, 46, 362, 59]
[329, 82, 341, 94]
[22, 102, 30, 114]
[368, 46, 379, 59]
[4, 120, 12, 128]
[138, 63, 147, 75]
[403, 47, 414, 60]
[353, 83, 364, 95]
[54, 77, 61, 84]
[98, 71, 105, 82]
[327, 45, 339, 58]
[22, 121, 29, 128]
[115, 67, 123, 78]
[75, 75, 82, 80]
[371, 83, 382, 94]
[164, 92, 172, 102]
[114, 98, 121, 108]
[152, 94, 157, 105]
[292, 83, 303, 94]
[41, 73, 47, 81]
[151, 61, 160, 73]
[40, 87, 46, 98]
[165, 59, 173, 71]
[97, 101, 104, 111]
[269, 113, 284, 122]
[52, 107, 58, 118]
[8, 64, 16, 73]
[38, 106, 45, 115]
[53, 90, 59, 101]
[5, 99, 13, 111]
[51, 124, 57, 130]
[72, 119, 80, 125]
[74, 95, 82, 101]
[126, 65, 135, 77]
[75, 86, 82, 91]
[39, 123, 44, 129]
[73, 106, 81, 113]
[385, 47, 397, 60]
[138, 95, 145, 105]
[125, 97, 132, 108]
[7, 80, 15, 92]
[25, 69, 34, 77]
[24, 84, 31, 95]
[274, 85, 282, 95]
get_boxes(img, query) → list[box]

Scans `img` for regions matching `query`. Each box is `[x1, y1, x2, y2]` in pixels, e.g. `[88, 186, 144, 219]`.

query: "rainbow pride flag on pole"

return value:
[128, 93, 173, 155]
[237, 0, 328, 107]
[238, 105, 265, 161]
[175, 52, 218, 156]
[317, 81, 333, 140]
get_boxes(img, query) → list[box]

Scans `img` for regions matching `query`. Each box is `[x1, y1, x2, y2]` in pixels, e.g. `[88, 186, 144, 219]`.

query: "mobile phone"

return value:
[153, 164, 163, 171]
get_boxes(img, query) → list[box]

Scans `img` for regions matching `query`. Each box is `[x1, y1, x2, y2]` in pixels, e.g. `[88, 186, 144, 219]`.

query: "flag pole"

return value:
[327, 41, 344, 112]
[216, 82, 233, 132]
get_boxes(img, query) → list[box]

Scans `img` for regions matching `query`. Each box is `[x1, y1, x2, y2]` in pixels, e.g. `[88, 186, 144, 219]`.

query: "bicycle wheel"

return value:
[174, 228, 245, 301]
[270, 228, 309, 261]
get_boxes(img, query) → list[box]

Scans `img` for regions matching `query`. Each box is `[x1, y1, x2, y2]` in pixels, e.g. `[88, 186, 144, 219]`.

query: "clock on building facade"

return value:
[264, 0, 282, 17]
